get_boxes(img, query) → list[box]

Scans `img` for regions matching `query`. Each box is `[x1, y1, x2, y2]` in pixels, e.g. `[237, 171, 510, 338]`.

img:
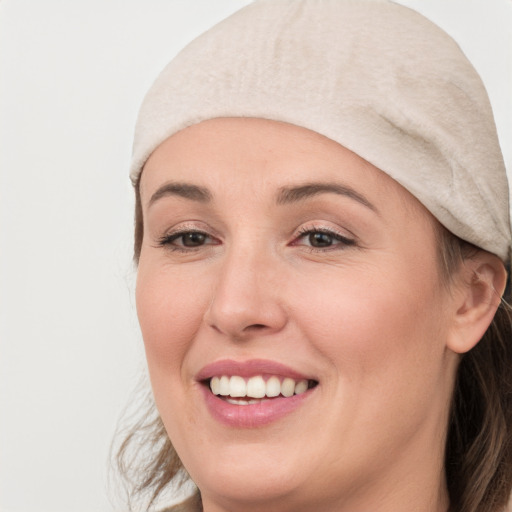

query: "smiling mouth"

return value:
[206, 375, 318, 405]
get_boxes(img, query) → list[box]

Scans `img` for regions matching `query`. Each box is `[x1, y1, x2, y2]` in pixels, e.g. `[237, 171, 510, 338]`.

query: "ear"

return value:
[447, 252, 507, 354]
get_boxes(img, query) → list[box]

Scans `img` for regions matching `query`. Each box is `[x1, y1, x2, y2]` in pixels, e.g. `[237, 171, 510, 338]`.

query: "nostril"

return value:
[245, 323, 268, 331]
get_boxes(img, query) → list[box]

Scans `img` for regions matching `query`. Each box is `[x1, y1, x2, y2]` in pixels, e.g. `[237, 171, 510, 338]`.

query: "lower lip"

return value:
[200, 385, 314, 428]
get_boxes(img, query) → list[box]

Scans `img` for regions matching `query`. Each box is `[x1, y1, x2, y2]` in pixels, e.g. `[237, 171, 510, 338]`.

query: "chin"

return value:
[182, 442, 313, 508]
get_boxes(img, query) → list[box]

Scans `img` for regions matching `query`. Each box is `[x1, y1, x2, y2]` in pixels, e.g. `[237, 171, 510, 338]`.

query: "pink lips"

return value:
[196, 359, 317, 428]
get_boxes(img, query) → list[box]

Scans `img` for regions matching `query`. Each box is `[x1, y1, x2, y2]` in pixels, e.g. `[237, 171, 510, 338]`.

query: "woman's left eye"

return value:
[294, 228, 356, 249]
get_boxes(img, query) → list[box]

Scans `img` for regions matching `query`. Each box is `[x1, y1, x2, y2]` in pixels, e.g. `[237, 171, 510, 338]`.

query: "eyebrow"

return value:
[276, 182, 378, 212]
[147, 180, 377, 213]
[148, 182, 212, 207]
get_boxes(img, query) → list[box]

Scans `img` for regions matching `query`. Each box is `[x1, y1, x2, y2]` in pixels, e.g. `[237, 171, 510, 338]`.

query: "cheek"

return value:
[135, 260, 211, 373]
[135, 259, 219, 464]
[290, 265, 452, 469]
[294, 262, 448, 397]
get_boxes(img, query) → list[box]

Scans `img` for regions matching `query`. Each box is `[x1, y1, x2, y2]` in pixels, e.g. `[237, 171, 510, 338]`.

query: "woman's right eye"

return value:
[158, 230, 217, 250]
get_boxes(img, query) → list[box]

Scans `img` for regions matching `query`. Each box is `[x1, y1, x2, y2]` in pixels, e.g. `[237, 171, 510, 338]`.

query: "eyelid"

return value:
[160, 220, 220, 238]
[295, 222, 355, 240]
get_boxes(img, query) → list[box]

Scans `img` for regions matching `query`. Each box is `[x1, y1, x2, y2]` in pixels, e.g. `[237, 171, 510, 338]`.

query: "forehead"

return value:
[139, 117, 429, 221]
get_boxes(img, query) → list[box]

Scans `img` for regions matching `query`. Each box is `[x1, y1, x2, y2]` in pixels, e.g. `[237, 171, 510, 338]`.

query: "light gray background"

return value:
[1, 1, 511, 511]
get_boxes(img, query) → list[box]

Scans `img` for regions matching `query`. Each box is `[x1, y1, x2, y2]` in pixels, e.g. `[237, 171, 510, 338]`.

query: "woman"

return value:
[116, 1, 512, 511]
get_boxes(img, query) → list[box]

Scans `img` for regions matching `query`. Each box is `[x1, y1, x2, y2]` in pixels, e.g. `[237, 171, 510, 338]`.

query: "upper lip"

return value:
[196, 358, 316, 382]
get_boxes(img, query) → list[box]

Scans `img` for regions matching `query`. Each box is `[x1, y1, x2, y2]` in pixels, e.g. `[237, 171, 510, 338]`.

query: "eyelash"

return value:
[156, 226, 356, 253]
[293, 226, 356, 251]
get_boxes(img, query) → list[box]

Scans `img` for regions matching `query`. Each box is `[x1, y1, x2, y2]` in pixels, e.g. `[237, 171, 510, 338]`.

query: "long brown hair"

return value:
[115, 180, 512, 512]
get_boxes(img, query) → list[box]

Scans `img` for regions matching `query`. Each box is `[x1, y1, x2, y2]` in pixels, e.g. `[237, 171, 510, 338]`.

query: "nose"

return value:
[204, 244, 288, 340]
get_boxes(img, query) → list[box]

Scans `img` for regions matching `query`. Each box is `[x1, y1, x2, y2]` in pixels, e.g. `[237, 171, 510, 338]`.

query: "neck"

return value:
[200, 474, 450, 512]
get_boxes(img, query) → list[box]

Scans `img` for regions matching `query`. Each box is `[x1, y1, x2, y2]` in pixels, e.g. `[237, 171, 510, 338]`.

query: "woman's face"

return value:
[137, 118, 459, 511]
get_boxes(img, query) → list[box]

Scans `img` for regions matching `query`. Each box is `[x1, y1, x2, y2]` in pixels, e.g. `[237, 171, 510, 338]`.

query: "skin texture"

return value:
[136, 118, 504, 512]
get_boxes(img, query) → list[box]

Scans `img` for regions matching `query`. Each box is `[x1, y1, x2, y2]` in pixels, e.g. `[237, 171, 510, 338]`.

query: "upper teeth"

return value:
[210, 375, 309, 399]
